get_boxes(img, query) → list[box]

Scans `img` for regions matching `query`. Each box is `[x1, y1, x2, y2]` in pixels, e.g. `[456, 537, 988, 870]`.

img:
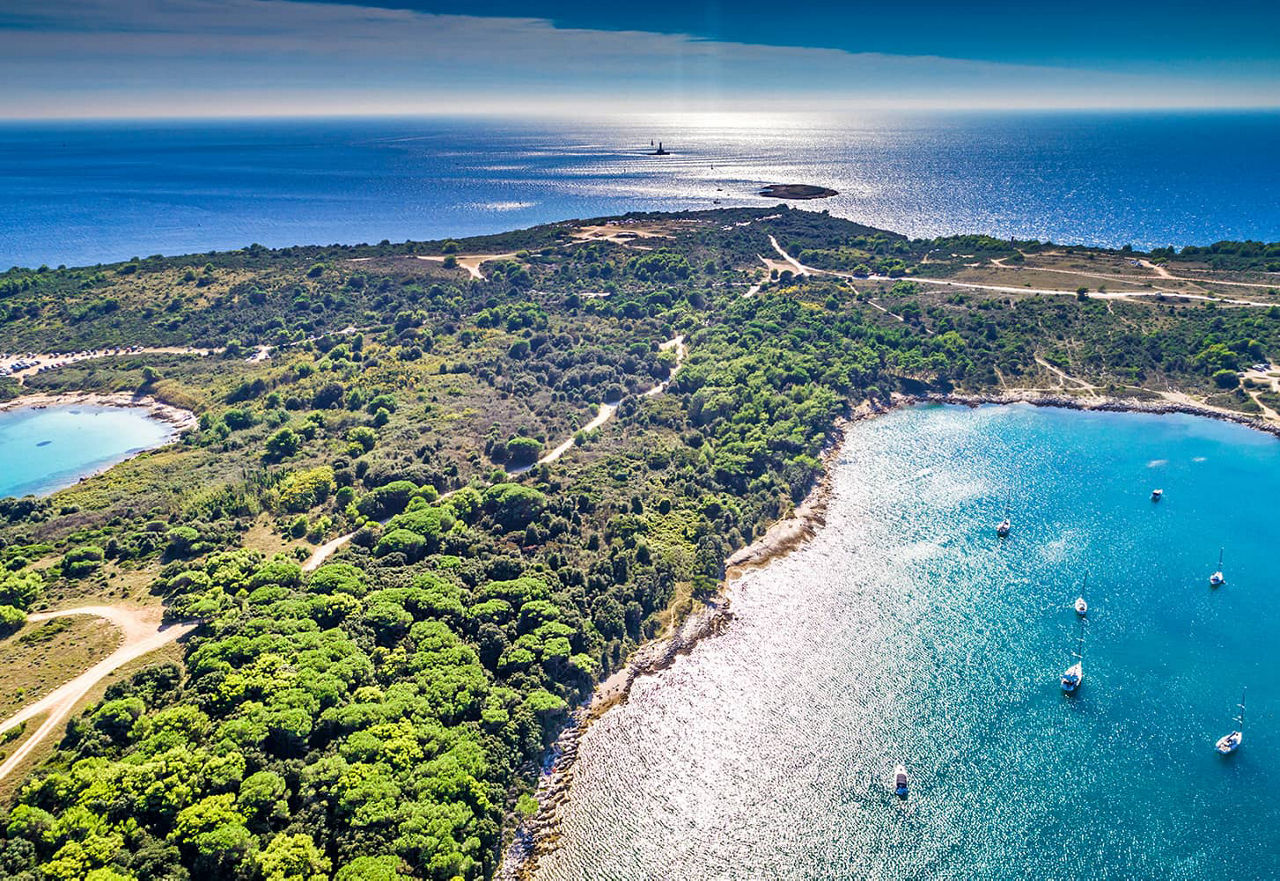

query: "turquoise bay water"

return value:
[540, 405, 1280, 880]
[0, 405, 177, 498]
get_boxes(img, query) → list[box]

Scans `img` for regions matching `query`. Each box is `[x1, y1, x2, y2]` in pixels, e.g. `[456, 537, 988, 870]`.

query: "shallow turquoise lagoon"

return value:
[0, 405, 176, 498]
[539, 404, 1280, 880]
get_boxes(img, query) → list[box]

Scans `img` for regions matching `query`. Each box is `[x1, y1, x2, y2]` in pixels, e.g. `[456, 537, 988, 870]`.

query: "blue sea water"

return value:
[539, 404, 1280, 880]
[2, 111, 1279, 269]
[0, 405, 177, 498]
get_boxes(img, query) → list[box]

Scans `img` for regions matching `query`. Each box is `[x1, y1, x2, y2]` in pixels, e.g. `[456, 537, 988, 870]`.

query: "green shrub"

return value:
[62, 545, 105, 577]
[0, 605, 26, 634]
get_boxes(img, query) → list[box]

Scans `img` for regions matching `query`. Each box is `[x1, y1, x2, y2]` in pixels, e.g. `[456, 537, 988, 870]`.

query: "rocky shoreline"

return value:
[0, 391, 199, 434]
[497, 409, 862, 880]
[495, 387, 1277, 880]
[913, 389, 1280, 439]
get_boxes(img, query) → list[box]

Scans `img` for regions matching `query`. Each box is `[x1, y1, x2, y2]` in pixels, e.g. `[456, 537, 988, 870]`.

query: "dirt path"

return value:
[761, 240, 1276, 307]
[1139, 259, 1173, 279]
[769, 235, 813, 276]
[508, 403, 618, 476]
[302, 337, 690, 573]
[416, 253, 517, 281]
[0, 606, 195, 782]
[1034, 356, 1099, 394]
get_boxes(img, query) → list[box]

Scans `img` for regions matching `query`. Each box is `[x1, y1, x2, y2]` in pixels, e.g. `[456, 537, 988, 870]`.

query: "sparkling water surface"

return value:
[0, 405, 177, 498]
[539, 404, 1280, 880]
[2, 112, 1279, 268]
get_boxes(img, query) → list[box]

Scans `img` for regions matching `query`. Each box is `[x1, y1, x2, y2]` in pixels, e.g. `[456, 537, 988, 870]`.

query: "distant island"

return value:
[759, 183, 839, 200]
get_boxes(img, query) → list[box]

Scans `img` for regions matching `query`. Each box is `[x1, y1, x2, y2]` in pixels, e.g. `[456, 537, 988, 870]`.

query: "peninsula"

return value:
[0, 207, 1276, 880]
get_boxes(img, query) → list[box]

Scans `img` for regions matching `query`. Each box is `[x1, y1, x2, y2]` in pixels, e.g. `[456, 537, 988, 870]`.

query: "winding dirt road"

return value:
[764, 239, 1276, 307]
[303, 335, 690, 573]
[0, 606, 196, 782]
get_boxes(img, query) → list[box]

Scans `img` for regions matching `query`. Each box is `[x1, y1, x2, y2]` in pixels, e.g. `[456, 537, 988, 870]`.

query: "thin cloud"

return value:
[1, 0, 1276, 117]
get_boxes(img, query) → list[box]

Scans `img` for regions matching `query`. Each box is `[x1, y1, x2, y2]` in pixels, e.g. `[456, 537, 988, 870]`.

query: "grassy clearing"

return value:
[0, 616, 121, 718]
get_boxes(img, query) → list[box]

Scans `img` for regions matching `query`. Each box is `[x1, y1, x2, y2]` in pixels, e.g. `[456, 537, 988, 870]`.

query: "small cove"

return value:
[536, 403, 1280, 880]
[0, 404, 180, 498]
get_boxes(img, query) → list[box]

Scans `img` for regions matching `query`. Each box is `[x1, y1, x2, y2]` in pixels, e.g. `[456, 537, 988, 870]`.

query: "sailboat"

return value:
[893, 764, 909, 799]
[995, 503, 1011, 538]
[1060, 624, 1084, 694]
[1209, 548, 1225, 587]
[1215, 689, 1246, 755]
[1074, 575, 1089, 617]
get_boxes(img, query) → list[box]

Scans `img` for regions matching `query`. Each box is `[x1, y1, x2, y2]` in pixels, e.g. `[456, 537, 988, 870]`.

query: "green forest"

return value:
[0, 206, 1276, 880]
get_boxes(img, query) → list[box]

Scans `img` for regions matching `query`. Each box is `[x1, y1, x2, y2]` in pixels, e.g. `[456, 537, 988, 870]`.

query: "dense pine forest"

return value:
[0, 206, 1276, 880]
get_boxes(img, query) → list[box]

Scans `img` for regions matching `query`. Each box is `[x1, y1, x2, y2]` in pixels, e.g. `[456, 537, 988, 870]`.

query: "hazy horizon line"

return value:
[5, 103, 1280, 124]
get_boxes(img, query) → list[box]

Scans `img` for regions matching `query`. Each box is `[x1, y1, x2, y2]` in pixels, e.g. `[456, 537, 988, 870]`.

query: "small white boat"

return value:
[995, 503, 1011, 538]
[1151, 488, 1163, 502]
[1216, 689, 1246, 756]
[1209, 547, 1225, 587]
[893, 764, 909, 799]
[1061, 625, 1085, 693]
[1073, 574, 1089, 617]
[1061, 660, 1083, 693]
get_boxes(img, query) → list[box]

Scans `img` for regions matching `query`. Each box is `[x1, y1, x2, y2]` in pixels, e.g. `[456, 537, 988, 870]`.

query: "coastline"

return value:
[912, 389, 1280, 440]
[0, 392, 199, 497]
[496, 386, 1279, 879]
[0, 391, 199, 434]
[499, 407, 864, 880]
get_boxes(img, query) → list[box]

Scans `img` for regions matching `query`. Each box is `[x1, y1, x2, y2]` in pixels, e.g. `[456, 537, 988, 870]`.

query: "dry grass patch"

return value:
[0, 616, 122, 719]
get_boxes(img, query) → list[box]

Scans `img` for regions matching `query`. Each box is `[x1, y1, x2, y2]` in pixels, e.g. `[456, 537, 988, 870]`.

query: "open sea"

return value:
[538, 404, 1280, 880]
[2, 111, 1280, 269]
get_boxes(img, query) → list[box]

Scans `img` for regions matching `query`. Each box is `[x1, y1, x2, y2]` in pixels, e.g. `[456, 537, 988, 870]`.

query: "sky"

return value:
[1, 0, 1278, 118]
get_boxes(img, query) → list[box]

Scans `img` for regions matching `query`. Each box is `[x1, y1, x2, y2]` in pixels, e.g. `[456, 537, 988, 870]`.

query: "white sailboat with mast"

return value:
[1210, 548, 1225, 587]
[1216, 689, 1246, 755]
[1060, 622, 1084, 694]
[995, 502, 1011, 538]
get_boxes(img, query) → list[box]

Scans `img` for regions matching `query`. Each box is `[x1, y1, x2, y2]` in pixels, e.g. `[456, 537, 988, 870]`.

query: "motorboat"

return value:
[893, 765, 909, 799]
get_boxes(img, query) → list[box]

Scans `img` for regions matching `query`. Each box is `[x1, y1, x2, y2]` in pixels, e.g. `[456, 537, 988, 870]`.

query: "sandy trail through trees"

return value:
[303, 336, 689, 571]
[0, 606, 195, 782]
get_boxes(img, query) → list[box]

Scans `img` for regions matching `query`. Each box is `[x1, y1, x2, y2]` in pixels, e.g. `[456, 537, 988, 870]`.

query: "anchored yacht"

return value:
[1216, 690, 1246, 755]
[893, 765, 909, 799]
[1210, 548, 1225, 587]
[1061, 625, 1085, 694]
